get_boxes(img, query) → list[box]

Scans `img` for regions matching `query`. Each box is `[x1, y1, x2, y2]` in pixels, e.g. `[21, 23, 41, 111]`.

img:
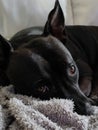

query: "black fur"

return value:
[0, 0, 98, 115]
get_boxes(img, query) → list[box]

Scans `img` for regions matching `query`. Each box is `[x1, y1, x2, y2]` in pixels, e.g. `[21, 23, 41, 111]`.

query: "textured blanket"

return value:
[0, 86, 98, 130]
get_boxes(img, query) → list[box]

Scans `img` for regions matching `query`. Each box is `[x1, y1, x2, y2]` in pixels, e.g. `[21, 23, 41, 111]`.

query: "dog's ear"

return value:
[0, 35, 13, 70]
[43, 0, 66, 40]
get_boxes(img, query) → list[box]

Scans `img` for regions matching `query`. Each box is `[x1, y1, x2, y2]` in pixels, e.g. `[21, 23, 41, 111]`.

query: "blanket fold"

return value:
[0, 86, 98, 130]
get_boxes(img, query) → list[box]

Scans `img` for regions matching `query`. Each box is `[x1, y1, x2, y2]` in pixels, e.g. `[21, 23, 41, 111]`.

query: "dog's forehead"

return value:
[12, 35, 74, 74]
[24, 35, 73, 64]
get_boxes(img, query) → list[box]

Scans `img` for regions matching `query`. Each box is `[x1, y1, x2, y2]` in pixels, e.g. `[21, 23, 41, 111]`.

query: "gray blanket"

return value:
[0, 85, 98, 130]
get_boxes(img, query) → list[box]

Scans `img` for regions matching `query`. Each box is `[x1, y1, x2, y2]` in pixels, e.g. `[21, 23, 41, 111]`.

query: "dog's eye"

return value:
[68, 64, 76, 75]
[37, 85, 49, 93]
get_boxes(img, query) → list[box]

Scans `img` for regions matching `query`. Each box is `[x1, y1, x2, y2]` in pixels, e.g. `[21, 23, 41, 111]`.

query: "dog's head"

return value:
[0, 0, 94, 115]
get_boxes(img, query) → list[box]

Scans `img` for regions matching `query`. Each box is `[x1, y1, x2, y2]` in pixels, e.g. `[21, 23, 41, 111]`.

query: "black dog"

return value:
[0, 0, 98, 115]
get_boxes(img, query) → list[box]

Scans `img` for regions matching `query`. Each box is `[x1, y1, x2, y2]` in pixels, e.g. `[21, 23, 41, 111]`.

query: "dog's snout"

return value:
[74, 97, 94, 115]
[86, 102, 94, 115]
[59, 79, 94, 115]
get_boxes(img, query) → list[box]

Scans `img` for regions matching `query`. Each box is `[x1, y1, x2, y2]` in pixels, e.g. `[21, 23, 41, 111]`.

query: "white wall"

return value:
[0, 0, 98, 38]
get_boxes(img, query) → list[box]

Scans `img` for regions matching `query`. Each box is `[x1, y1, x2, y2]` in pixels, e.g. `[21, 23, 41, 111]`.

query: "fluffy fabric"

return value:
[0, 86, 98, 130]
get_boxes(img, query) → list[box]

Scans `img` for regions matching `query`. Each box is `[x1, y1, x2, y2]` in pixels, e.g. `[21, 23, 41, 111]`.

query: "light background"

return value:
[0, 0, 98, 38]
